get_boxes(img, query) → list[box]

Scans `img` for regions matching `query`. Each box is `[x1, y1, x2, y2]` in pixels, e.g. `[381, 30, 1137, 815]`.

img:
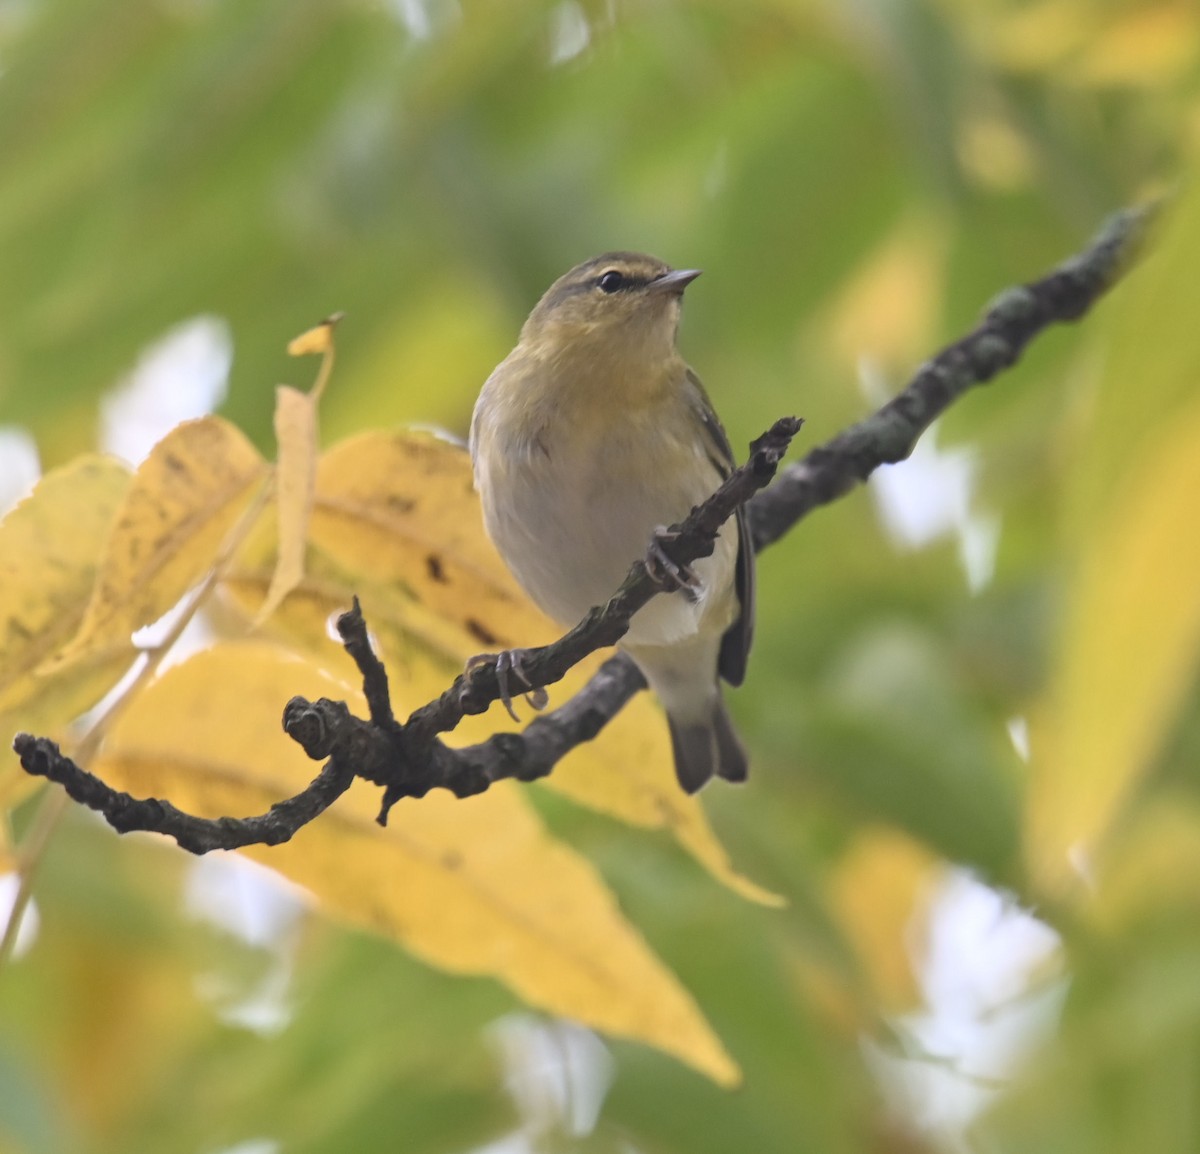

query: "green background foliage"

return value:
[2, 1, 1199, 1151]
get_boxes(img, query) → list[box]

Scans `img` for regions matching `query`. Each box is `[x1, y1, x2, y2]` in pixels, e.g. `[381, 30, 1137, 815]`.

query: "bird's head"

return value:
[520, 252, 701, 366]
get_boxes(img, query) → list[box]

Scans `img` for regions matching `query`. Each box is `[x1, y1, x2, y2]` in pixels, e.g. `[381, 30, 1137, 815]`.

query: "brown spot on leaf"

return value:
[465, 617, 498, 646]
[425, 554, 448, 584]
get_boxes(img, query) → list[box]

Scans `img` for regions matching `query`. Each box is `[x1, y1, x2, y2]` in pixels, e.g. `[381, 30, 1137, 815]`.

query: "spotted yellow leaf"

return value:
[54, 417, 267, 664]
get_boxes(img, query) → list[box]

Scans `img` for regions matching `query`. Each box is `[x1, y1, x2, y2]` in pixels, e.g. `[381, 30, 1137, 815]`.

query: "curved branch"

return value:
[13, 732, 357, 854]
[748, 204, 1151, 548]
[12, 203, 1156, 851]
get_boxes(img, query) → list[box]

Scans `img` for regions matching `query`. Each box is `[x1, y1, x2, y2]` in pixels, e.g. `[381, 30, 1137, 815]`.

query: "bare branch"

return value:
[748, 203, 1154, 549]
[13, 731, 356, 854]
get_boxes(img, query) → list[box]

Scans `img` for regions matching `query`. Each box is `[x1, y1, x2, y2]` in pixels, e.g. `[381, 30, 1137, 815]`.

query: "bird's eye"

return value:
[597, 270, 624, 293]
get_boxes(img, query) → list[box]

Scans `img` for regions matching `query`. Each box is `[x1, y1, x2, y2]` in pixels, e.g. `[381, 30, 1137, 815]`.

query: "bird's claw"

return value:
[464, 648, 548, 721]
[645, 526, 701, 602]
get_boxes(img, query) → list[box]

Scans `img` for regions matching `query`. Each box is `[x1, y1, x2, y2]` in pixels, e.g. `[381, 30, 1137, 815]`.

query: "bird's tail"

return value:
[666, 692, 748, 794]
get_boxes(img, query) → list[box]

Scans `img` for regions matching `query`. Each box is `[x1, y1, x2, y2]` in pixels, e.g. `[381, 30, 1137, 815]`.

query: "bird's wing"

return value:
[684, 368, 755, 686]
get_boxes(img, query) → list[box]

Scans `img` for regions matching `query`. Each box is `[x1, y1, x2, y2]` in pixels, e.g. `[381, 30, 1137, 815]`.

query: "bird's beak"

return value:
[648, 268, 702, 296]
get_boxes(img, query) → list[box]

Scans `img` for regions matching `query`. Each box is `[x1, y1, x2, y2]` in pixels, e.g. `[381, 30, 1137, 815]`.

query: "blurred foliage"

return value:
[1, 0, 1199, 1152]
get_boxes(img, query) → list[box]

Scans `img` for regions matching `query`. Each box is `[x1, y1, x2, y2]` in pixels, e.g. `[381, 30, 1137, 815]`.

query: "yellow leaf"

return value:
[94, 642, 740, 1085]
[827, 826, 938, 1013]
[825, 215, 945, 374]
[982, 0, 1093, 73]
[298, 431, 779, 903]
[1027, 182, 1200, 898]
[1090, 794, 1200, 931]
[1028, 398, 1200, 897]
[311, 428, 553, 656]
[551, 699, 785, 908]
[0, 454, 135, 712]
[55, 417, 267, 663]
[287, 314, 342, 358]
[956, 112, 1034, 192]
[50, 903, 211, 1133]
[1066, 188, 1200, 533]
[1069, 6, 1198, 88]
[255, 385, 318, 625]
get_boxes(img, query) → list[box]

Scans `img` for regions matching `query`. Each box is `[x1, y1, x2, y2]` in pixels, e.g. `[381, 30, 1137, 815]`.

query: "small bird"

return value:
[469, 252, 754, 792]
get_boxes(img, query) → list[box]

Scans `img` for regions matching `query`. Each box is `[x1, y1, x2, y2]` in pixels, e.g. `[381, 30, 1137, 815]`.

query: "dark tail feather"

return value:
[713, 696, 748, 783]
[667, 695, 749, 794]
[667, 717, 715, 794]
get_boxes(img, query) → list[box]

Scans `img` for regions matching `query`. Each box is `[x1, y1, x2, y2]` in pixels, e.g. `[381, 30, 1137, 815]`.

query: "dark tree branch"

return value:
[13, 731, 357, 854]
[284, 422, 801, 825]
[409, 416, 801, 740]
[747, 204, 1152, 550]
[12, 203, 1156, 852]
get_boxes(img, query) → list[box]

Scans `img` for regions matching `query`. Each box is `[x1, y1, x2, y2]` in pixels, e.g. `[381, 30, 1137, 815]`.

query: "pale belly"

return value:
[477, 419, 738, 648]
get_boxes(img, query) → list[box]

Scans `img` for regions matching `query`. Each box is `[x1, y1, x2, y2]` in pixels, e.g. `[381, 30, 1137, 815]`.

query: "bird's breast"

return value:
[474, 384, 736, 646]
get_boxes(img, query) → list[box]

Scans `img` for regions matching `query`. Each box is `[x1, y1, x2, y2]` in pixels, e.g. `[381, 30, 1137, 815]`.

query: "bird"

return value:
[469, 252, 754, 793]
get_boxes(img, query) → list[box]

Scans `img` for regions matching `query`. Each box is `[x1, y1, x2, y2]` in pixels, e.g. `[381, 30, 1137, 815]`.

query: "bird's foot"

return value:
[464, 648, 549, 721]
[644, 526, 701, 602]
